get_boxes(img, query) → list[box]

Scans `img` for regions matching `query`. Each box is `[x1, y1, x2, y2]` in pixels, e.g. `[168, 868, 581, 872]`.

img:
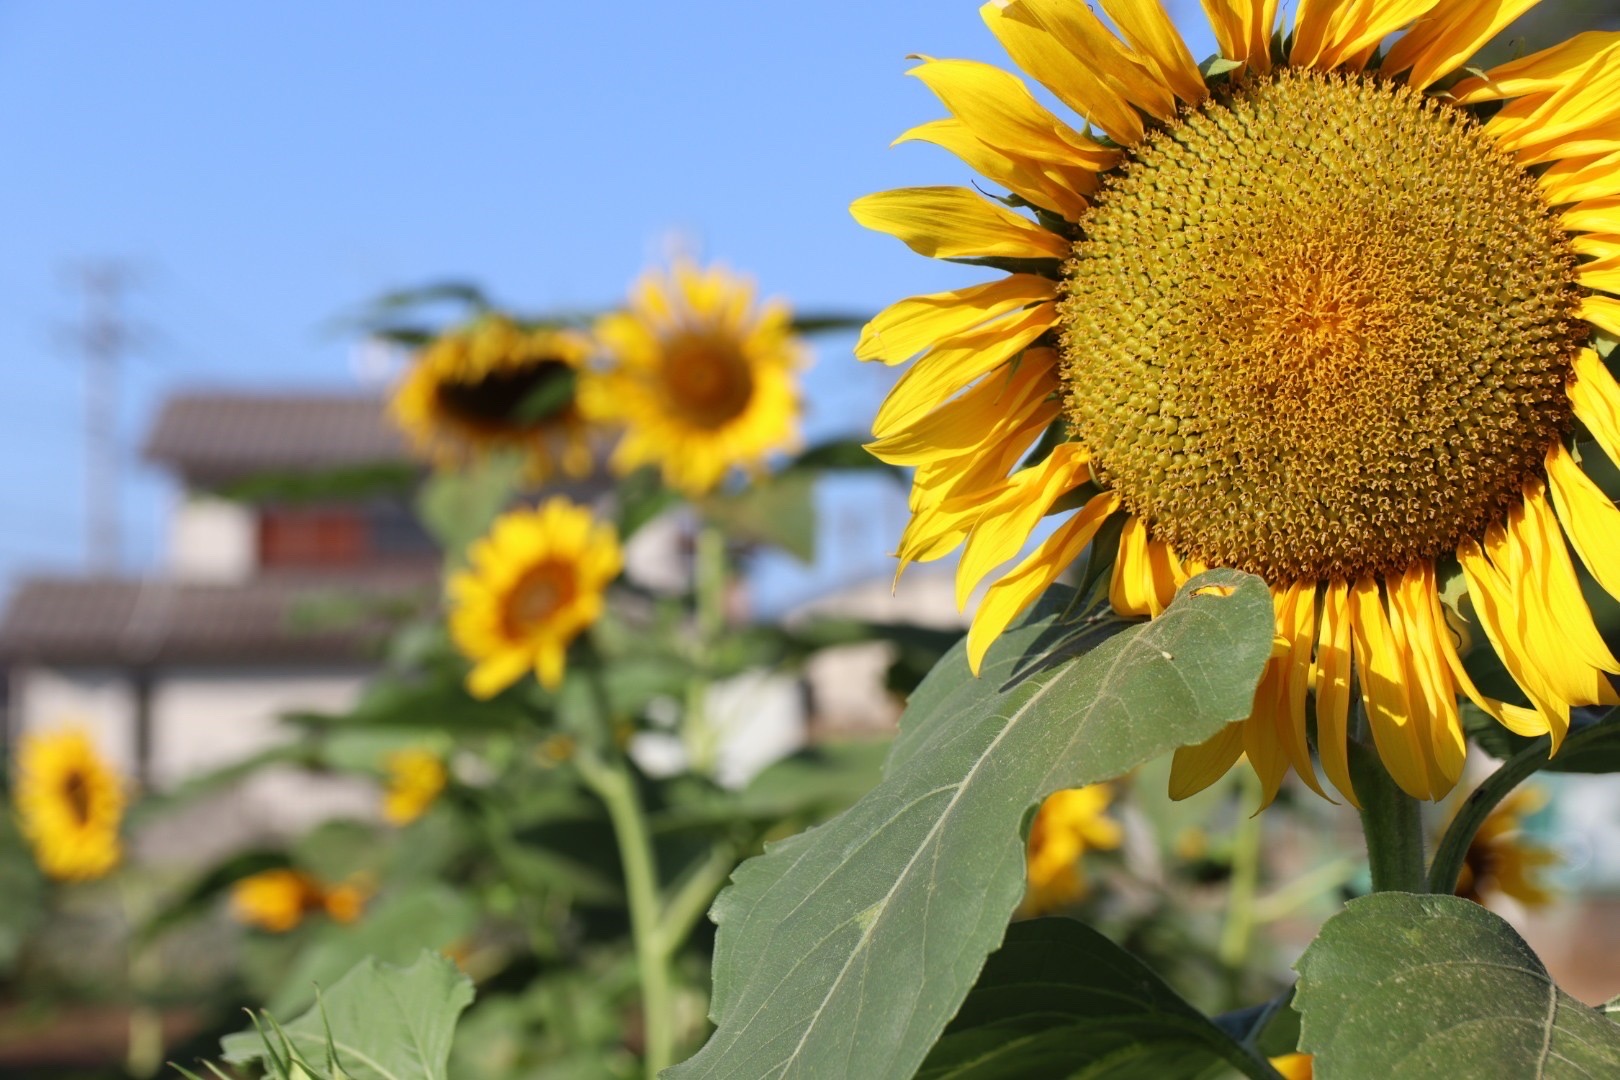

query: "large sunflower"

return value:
[857, 1, 1620, 807]
[448, 497, 623, 697]
[391, 313, 595, 480]
[13, 728, 124, 882]
[581, 260, 804, 496]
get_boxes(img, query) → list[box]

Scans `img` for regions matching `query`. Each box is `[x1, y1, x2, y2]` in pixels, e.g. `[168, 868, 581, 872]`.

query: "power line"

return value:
[60, 261, 139, 573]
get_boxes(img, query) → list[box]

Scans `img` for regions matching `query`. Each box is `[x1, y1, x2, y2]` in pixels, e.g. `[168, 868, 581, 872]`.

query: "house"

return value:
[0, 393, 438, 859]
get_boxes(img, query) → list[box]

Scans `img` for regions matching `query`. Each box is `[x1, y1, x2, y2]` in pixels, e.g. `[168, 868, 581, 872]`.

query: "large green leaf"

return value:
[917, 918, 1279, 1079]
[221, 951, 474, 1080]
[667, 569, 1274, 1080]
[415, 451, 526, 558]
[700, 470, 817, 562]
[1295, 893, 1620, 1078]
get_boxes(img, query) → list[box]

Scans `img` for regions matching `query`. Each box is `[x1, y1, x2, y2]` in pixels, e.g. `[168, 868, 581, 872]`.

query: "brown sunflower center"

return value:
[437, 359, 577, 431]
[1058, 69, 1586, 583]
[61, 768, 93, 827]
[661, 334, 755, 429]
[504, 560, 577, 635]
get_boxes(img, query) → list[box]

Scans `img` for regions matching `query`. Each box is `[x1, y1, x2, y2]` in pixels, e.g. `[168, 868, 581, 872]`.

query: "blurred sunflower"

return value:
[858, 0, 1620, 807]
[391, 313, 595, 480]
[380, 747, 448, 826]
[449, 497, 622, 697]
[1020, 784, 1122, 915]
[1452, 787, 1559, 908]
[230, 868, 326, 933]
[582, 260, 804, 495]
[13, 728, 124, 882]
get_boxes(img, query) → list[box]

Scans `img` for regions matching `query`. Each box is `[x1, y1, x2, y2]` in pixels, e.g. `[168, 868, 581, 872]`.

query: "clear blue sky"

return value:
[0, 1, 1207, 606]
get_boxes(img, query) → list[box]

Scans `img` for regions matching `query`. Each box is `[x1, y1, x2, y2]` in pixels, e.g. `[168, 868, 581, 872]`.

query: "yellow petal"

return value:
[1272, 582, 1328, 800]
[1012, 0, 1176, 122]
[851, 187, 1069, 261]
[1243, 666, 1291, 808]
[872, 301, 1055, 438]
[956, 444, 1091, 607]
[467, 649, 532, 700]
[1139, 537, 1184, 618]
[1387, 566, 1465, 796]
[980, 0, 1145, 146]
[1581, 264, 1620, 295]
[867, 346, 1058, 465]
[857, 275, 1057, 365]
[1561, 197, 1620, 234]
[1314, 579, 1358, 807]
[1513, 482, 1620, 676]
[1296, 0, 1439, 72]
[1586, 295, 1620, 337]
[1546, 441, 1620, 605]
[967, 491, 1120, 673]
[1383, 0, 1541, 90]
[1540, 149, 1620, 204]
[1457, 536, 1565, 740]
[1199, 0, 1278, 75]
[1099, 0, 1206, 105]
[1109, 515, 1154, 618]
[1451, 31, 1620, 104]
[1169, 722, 1245, 800]
[1571, 348, 1620, 470]
[894, 118, 1095, 219]
[906, 58, 1111, 167]
[1349, 577, 1432, 800]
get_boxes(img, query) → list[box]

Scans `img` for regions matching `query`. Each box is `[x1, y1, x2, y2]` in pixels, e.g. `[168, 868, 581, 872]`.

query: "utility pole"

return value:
[63, 262, 135, 573]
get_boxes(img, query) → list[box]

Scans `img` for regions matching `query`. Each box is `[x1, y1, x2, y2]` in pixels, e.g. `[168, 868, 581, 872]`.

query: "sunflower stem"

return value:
[576, 747, 677, 1077]
[1218, 767, 1265, 971]
[1349, 734, 1426, 893]
[682, 522, 728, 776]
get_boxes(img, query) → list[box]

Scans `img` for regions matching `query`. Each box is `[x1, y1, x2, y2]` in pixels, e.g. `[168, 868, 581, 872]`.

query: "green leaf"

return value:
[222, 951, 474, 1080]
[700, 470, 817, 562]
[216, 462, 421, 505]
[267, 885, 477, 1016]
[668, 569, 1274, 1080]
[1295, 893, 1620, 1078]
[788, 313, 871, 336]
[917, 918, 1279, 1079]
[415, 451, 526, 558]
[784, 438, 898, 477]
[1200, 55, 1243, 77]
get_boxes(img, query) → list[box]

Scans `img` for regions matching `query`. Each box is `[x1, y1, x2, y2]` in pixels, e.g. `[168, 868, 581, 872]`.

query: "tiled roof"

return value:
[0, 571, 436, 665]
[143, 393, 410, 477]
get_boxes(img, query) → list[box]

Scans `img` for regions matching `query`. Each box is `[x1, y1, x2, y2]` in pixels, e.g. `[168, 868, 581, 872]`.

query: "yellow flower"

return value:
[448, 497, 622, 697]
[1270, 1053, 1314, 1080]
[1453, 787, 1560, 908]
[230, 869, 327, 933]
[1021, 784, 1122, 915]
[581, 260, 804, 495]
[13, 728, 124, 882]
[857, 0, 1620, 807]
[390, 313, 595, 480]
[380, 748, 447, 826]
[321, 877, 372, 924]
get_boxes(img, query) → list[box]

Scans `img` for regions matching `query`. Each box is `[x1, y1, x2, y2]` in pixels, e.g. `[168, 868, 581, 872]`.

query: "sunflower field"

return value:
[8, 2, 1620, 1079]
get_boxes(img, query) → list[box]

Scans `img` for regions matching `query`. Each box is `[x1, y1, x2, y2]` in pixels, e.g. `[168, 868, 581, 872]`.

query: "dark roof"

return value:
[143, 393, 410, 479]
[0, 571, 436, 666]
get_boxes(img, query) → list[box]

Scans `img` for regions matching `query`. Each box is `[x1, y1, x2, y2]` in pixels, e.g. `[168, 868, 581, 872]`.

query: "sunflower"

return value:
[391, 313, 595, 480]
[380, 747, 448, 826]
[581, 260, 804, 495]
[230, 868, 328, 933]
[13, 728, 124, 882]
[1452, 786, 1559, 907]
[857, 0, 1620, 807]
[1020, 783, 1123, 915]
[448, 497, 623, 697]
[1269, 1054, 1314, 1080]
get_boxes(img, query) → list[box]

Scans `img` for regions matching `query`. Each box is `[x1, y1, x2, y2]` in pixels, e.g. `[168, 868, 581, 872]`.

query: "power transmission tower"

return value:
[63, 262, 137, 573]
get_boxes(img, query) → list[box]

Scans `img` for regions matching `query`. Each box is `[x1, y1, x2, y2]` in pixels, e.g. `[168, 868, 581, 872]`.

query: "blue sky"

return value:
[0, 1, 1206, 606]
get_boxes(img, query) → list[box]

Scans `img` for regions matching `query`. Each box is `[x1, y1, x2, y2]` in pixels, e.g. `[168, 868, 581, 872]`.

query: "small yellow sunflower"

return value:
[380, 747, 448, 826]
[391, 313, 595, 480]
[230, 868, 327, 933]
[581, 260, 804, 495]
[858, 0, 1620, 807]
[448, 497, 623, 697]
[1452, 787, 1559, 907]
[13, 728, 124, 882]
[321, 877, 372, 924]
[1021, 783, 1123, 915]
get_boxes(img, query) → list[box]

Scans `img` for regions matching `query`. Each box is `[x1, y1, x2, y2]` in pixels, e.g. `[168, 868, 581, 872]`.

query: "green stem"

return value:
[1218, 768, 1264, 971]
[657, 841, 736, 955]
[1349, 735, 1426, 893]
[118, 876, 164, 1078]
[694, 523, 727, 643]
[577, 749, 676, 1077]
[682, 523, 729, 776]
